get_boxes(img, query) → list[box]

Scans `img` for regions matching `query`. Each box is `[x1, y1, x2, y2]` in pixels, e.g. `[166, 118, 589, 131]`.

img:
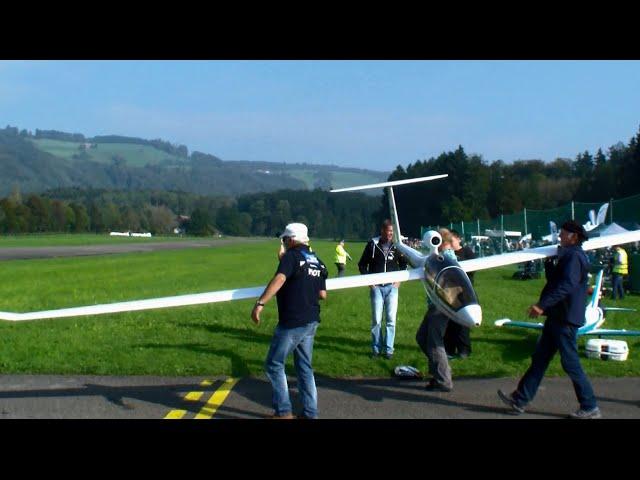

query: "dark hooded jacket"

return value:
[538, 244, 589, 327]
[358, 236, 408, 276]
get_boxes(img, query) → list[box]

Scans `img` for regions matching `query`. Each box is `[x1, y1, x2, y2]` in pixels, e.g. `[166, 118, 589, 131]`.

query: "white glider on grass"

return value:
[495, 269, 640, 337]
[1, 174, 640, 326]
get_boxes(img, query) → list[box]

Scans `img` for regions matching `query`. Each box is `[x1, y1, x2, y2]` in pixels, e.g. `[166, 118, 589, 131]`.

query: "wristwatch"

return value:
[255, 301, 265, 307]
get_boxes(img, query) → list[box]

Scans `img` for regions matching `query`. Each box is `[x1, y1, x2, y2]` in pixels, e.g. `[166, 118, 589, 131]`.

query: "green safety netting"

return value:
[422, 193, 640, 241]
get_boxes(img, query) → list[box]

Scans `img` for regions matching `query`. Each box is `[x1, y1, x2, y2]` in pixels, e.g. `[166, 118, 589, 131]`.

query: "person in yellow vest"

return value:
[334, 239, 352, 277]
[611, 245, 628, 300]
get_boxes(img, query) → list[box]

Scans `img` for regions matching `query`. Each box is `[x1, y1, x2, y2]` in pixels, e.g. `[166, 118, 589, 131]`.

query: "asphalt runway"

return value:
[0, 238, 267, 261]
[0, 374, 638, 419]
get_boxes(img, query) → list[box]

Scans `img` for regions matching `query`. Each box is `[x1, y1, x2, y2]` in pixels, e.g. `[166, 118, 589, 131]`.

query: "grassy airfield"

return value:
[0, 237, 639, 377]
[0, 234, 209, 248]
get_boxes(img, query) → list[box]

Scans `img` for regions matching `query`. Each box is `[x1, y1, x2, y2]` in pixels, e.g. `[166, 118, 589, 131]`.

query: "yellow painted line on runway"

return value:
[185, 391, 204, 401]
[164, 409, 187, 419]
[163, 380, 213, 419]
[195, 377, 239, 419]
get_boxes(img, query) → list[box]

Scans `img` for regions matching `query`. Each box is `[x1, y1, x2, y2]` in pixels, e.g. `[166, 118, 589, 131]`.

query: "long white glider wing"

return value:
[0, 268, 424, 322]
[459, 230, 640, 273]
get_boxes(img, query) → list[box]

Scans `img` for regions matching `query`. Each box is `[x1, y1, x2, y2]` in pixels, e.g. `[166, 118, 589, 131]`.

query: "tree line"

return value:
[2, 124, 639, 239]
[0, 187, 380, 239]
[387, 125, 640, 237]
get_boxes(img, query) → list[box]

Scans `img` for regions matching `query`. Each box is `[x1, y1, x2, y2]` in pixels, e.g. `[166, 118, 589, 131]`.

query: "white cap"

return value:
[280, 223, 309, 244]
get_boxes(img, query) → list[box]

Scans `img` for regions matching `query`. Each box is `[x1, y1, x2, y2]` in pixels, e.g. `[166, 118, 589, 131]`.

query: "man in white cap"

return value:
[251, 222, 328, 419]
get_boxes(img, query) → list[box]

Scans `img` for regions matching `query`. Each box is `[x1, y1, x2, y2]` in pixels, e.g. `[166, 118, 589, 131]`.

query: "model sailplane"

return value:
[1, 175, 640, 325]
[495, 269, 640, 337]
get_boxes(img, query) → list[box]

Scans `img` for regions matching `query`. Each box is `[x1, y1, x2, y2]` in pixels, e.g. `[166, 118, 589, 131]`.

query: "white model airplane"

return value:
[541, 221, 558, 244]
[495, 269, 640, 337]
[583, 203, 609, 232]
[1, 175, 640, 327]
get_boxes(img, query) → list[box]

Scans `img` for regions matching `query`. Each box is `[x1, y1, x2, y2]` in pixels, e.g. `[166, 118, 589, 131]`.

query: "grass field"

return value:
[0, 238, 639, 378]
[30, 139, 185, 167]
[0, 234, 211, 248]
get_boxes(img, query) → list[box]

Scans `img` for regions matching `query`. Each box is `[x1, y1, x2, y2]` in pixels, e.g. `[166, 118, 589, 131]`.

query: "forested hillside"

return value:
[0, 126, 388, 197]
[1, 124, 639, 240]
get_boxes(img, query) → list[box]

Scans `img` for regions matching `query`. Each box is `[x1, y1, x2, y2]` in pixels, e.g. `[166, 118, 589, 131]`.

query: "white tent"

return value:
[587, 222, 628, 238]
[599, 222, 628, 236]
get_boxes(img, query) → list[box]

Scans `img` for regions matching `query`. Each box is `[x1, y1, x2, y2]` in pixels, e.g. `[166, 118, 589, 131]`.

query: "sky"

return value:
[1, 60, 639, 172]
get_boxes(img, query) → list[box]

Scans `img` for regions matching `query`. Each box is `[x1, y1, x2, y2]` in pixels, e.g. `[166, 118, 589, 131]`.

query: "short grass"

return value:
[0, 239, 639, 378]
[0, 234, 207, 248]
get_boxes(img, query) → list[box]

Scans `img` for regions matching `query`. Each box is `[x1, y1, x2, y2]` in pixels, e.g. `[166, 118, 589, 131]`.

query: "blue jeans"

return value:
[612, 274, 625, 299]
[513, 318, 597, 411]
[370, 284, 399, 355]
[265, 322, 319, 418]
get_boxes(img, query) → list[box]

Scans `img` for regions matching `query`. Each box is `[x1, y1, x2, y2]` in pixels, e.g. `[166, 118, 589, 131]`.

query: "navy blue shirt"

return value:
[275, 246, 327, 329]
[538, 244, 589, 327]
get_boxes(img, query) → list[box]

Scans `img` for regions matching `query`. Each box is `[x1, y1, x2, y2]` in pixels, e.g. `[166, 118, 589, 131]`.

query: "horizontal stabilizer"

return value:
[330, 174, 448, 193]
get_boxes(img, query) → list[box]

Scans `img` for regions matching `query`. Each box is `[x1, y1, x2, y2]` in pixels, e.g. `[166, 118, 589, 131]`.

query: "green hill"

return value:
[0, 126, 389, 197]
[31, 138, 186, 167]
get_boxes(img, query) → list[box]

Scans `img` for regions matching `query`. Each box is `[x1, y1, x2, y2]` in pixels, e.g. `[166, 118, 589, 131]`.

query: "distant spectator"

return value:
[611, 245, 628, 300]
[333, 239, 352, 277]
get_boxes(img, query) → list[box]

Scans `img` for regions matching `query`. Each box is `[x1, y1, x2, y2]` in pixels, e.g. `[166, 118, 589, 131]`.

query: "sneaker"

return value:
[270, 412, 295, 419]
[424, 380, 452, 392]
[497, 389, 525, 414]
[384, 353, 393, 360]
[568, 407, 602, 419]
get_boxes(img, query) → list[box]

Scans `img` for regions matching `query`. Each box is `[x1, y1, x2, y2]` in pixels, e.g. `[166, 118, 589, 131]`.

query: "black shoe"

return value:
[384, 353, 393, 360]
[497, 389, 525, 414]
[424, 380, 452, 392]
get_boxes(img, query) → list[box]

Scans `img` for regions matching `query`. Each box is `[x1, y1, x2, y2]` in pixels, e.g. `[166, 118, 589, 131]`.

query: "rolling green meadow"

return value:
[1, 236, 639, 378]
[31, 139, 185, 167]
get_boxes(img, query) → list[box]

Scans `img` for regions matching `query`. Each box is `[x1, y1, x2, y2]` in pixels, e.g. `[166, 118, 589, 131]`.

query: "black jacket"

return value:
[358, 237, 408, 276]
